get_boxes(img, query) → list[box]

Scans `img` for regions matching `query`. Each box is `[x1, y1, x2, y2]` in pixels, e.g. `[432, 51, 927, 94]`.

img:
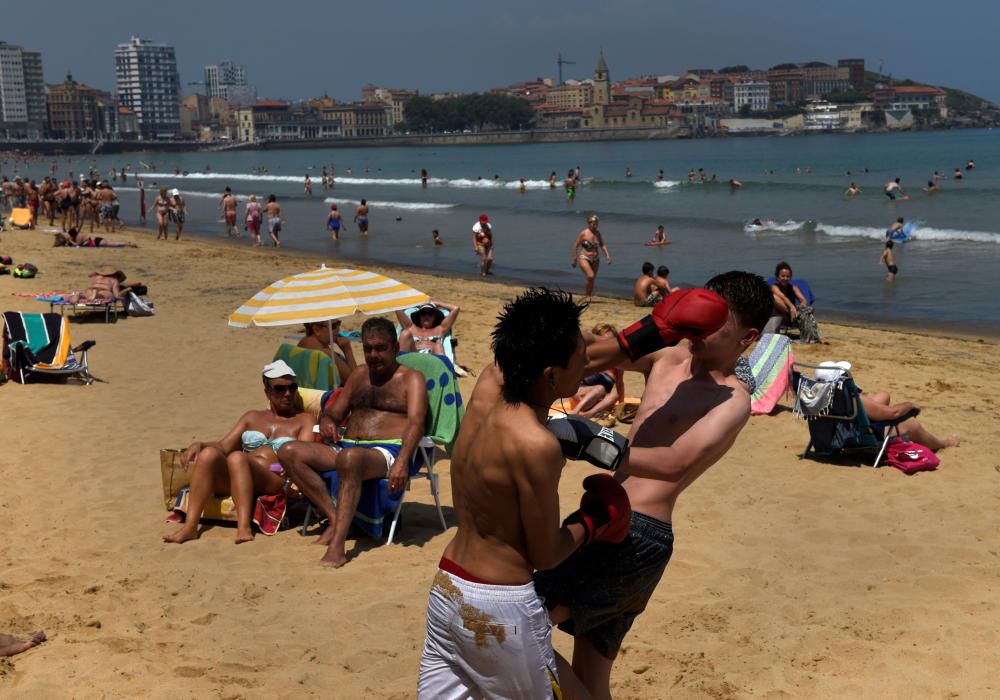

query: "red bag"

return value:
[885, 438, 940, 474]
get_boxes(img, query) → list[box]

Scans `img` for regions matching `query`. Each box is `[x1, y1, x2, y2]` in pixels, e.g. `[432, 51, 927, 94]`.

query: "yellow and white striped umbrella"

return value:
[228, 265, 429, 328]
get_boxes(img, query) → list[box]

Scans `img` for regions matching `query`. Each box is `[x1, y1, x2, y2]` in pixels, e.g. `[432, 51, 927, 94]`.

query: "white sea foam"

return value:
[769, 220, 807, 232]
[743, 220, 806, 233]
[118, 186, 234, 200]
[817, 223, 1000, 244]
[144, 171, 559, 190]
[323, 198, 455, 210]
[653, 180, 681, 189]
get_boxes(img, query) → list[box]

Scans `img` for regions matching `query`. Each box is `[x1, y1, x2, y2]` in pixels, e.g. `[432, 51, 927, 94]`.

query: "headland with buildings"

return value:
[1, 37, 997, 154]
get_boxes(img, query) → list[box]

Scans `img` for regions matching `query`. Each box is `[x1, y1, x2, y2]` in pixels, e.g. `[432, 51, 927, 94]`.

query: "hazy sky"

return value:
[7, 1, 999, 103]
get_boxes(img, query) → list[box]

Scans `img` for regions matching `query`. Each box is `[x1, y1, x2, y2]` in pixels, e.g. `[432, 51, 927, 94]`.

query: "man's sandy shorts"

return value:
[418, 568, 561, 699]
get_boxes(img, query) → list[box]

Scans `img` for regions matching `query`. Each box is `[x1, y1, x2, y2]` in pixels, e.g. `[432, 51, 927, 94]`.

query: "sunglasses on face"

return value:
[269, 382, 298, 395]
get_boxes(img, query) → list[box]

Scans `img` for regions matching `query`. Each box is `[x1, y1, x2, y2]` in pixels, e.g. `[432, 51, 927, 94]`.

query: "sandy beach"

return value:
[0, 224, 997, 698]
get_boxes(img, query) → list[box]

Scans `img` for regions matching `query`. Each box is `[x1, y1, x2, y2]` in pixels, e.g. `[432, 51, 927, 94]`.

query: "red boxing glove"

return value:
[563, 474, 632, 545]
[616, 287, 729, 361]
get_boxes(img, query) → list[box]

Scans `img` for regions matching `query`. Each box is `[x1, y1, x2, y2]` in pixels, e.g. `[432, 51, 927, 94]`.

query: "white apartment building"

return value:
[733, 80, 770, 112]
[115, 36, 181, 139]
[204, 60, 256, 107]
[0, 42, 45, 138]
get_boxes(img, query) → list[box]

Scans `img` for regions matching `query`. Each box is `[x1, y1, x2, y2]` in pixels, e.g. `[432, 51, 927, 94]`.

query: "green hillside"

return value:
[864, 71, 995, 111]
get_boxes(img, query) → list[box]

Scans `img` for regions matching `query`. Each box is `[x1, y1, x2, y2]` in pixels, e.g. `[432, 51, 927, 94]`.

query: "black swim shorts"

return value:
[884, 190, 896, 200]
[533, 512, 674, 660]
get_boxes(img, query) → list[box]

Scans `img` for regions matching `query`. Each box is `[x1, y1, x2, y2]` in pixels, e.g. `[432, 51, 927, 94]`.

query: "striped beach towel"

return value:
[748, 333, 794, 415]
[273, 343, 340, 390]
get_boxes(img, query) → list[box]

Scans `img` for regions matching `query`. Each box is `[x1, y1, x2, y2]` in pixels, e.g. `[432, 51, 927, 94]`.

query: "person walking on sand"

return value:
[572, 214, 612, 301]
[169, 189, 186, 240]
[154, 187, 171, 240]
[880, 239, 898, 281]
[884, 177, 906, 201]
[245, 195, 263, 246]
[265, 194, 283, 247]
[354, 199, 369, 236]
[326, 203, 342, 241]
[472, 214, 493, 276]
[221, 187, 238, 236]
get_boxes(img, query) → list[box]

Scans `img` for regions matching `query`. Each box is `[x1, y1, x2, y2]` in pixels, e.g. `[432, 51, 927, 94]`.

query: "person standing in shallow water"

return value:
[880, 240, 898, 281]
[572, 213, 612, 301]
[265, 194, 283, 247]
[355, 199, 369, 236]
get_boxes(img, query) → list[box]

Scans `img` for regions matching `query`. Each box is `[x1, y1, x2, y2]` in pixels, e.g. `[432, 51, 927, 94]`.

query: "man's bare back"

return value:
[632, 275, 657, 305]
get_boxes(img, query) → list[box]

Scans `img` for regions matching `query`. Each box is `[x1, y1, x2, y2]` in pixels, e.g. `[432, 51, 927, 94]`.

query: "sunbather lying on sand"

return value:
[163, 360, 316, 544]
[67, 268, 127, 303]
[0, 630, 45, 657]
[54, 228, 137, 248]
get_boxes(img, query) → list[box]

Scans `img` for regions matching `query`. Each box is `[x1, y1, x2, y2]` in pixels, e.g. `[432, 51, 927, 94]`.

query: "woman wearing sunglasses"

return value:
[164, 360, 316, 544]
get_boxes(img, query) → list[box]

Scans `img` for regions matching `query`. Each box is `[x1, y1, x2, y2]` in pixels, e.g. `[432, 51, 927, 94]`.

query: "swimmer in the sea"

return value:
[880, 239, 898, 281]
[845, 183, 861, 197]
[922, 180, 938, 194]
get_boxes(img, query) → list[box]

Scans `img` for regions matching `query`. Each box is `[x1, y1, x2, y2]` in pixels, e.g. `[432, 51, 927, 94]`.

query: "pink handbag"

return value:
[885, 438, 940, 474]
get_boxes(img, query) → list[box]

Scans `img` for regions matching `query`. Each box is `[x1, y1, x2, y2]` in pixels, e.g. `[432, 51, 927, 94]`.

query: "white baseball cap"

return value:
[815, 360, 852, 382]
[262, 359, 296, 379]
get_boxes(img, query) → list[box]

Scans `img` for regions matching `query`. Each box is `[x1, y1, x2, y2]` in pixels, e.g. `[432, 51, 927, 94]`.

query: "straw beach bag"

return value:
[159, 448, 190, 509]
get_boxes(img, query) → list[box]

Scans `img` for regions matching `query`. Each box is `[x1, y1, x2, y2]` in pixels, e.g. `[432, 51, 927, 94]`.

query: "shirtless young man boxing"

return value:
[534, 271, 774, 699]
[417, 288, 634, 700]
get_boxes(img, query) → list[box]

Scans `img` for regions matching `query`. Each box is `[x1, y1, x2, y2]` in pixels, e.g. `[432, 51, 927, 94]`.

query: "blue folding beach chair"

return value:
[792, 361, 917, 467]
[300, 352, 464, 544]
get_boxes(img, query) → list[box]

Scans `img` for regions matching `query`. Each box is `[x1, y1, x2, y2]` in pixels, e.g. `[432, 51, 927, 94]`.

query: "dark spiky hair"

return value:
[705, 271, 772, 332]
[492, 288, 587, 404]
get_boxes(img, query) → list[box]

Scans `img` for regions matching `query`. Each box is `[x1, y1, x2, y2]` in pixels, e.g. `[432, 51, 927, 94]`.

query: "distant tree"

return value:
[738, 103, 752, 117]
[402, 93, 534, 133]
[802, 61, 830, 68]
[825, 89, 869, 103]
[719, 65, 750, 74]
[769, 63, 799, 71]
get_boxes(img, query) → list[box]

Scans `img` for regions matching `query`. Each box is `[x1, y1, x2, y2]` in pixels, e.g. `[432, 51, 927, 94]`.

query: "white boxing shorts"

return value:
[418, 559, 562, 700]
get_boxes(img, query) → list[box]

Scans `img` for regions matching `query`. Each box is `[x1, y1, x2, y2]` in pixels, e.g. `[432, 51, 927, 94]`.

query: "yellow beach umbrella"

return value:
[228, 264, 429, 328]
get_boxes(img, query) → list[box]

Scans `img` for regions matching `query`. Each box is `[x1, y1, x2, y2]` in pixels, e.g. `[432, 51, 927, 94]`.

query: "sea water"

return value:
[14, 128, 1000, 333]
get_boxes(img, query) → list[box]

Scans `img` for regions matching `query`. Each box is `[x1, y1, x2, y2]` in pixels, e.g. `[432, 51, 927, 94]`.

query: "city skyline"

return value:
[4, 1, 999, 104]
